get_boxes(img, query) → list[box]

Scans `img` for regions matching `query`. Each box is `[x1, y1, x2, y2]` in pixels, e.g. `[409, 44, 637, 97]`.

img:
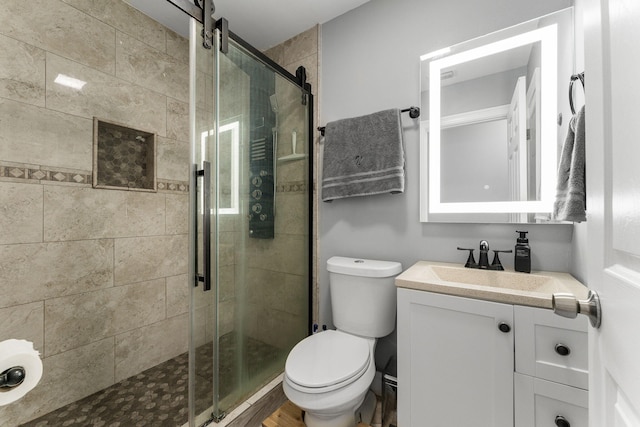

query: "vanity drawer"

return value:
[514, 306, 588, 390]
[515, 373, 588, 427]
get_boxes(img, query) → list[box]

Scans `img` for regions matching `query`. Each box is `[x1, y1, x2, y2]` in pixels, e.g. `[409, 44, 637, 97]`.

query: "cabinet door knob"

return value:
[555, 415, 570, 427]
[555, 343, 571, 356]
[498, 322, 511, 333]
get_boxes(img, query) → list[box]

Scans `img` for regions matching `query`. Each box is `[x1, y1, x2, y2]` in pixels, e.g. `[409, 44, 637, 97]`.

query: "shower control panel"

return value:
[249, 116, 275, 239]
[247, 79, 276, 238]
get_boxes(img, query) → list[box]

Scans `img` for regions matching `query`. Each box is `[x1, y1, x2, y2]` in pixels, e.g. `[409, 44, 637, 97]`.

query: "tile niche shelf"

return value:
[93, 118, 157, 192]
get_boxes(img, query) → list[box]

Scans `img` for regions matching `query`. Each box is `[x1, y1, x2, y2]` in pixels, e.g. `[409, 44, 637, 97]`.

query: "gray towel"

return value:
[322, 109, 405, 202]
[553, 105, 586, 222]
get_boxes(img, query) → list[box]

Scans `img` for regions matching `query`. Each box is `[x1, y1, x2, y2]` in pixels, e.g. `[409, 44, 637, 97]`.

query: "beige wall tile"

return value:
[0, 182, 43, 244]
[166, 30, 189, 64]
[114, 314, 188, 382]
[193, 306, 209, 348]
[283, 26, 318, 66]
[219, 265, 236, 302]
[61, 0, 166, 52]
[247, 234, 308, 275]
[246, 269, 307, 317]
[284, 53, 318, 95]
[264, 45, 285, 65]
[0, 239, 114, 308]
[116, 32, 189, 102]
[43, 186, 166, 241]
[218, 214, 239, 233]
[212, 299, 235, 337]
[0, 99, 93, 170]
[44, 278, 166, 356]
[40, 339, 115, 415]
[167, 98, 189, 141]
[157, 136, 189, 182]
[282, 273, 308, 317]
[166, 273, 189, 318]
[0, 34, 46, 107]
[166, 193, 188, 235]
[0, 0, 116, 74]
[114, 234, 187, 285]
[251, 309, 305, 350]
[45, 53, 167, 137]
[274, 192, 307, 236]
[0, 338, 115, 425]
[277, 161, 307, 186]
[219, 232, 236, 267]
[246, 268, 285, 308]
[267, 25, 319, 325]
[0, 302, 44, 350]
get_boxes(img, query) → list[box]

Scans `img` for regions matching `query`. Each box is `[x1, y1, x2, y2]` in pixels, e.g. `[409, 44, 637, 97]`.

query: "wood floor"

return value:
[262, 400, 371, 427]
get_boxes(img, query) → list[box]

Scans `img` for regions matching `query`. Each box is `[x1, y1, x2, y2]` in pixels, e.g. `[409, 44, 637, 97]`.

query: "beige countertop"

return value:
[395, 261, 590, 309]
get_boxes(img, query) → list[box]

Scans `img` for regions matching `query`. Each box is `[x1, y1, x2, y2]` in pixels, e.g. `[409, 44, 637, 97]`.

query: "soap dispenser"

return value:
[514, 230, 531, 273]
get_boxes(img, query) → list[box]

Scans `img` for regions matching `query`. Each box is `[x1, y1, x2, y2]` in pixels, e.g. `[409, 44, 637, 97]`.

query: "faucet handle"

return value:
[457, 247, 478, 268]
[490, 249, 513, 271]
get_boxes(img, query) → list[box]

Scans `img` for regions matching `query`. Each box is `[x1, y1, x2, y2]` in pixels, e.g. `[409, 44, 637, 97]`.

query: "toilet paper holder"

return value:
[0, 366, 26, 388]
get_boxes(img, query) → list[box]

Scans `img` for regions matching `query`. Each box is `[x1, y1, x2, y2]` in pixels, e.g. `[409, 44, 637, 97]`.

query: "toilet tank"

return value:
[327, 256, 403, 338]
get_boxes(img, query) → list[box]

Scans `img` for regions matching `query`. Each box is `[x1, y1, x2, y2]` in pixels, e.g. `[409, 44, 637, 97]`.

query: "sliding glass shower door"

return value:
[189, 20, 311, 425]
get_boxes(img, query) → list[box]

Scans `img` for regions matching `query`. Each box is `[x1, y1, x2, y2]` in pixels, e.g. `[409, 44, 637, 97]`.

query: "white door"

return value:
[585, 0, 640, 424]
[507, 76, 527, 222]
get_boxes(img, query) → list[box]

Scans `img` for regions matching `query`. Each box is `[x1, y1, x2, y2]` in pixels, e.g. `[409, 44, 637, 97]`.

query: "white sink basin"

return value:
[396, 261, 589, 308]
[430, 265, 556, 292]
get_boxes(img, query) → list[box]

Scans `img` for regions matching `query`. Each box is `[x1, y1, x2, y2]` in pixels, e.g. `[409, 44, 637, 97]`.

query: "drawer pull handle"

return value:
[555, 343, 571, 356]
[498, 322, 511, 333]
[555, 415, 570, 427]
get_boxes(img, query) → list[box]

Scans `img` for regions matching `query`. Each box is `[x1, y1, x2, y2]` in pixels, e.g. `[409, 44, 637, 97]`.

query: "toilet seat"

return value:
[285, 330, 371, 394]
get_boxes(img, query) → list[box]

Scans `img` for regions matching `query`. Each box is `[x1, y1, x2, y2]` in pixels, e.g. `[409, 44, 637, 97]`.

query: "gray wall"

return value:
[320, 0, 574, 367]
[441, 119, 509, 203]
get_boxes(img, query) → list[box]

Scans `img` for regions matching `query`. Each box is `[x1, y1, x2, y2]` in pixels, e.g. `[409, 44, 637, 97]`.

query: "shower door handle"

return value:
[196, 161, 212, 291]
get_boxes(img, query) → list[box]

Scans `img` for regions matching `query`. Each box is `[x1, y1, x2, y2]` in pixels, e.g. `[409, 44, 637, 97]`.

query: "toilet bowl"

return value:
[283, 256, 402, 427]
[283, 330, 375, 427]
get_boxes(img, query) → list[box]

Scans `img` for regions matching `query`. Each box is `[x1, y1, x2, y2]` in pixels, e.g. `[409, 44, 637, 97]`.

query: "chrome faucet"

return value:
[457, 241, 513, 270]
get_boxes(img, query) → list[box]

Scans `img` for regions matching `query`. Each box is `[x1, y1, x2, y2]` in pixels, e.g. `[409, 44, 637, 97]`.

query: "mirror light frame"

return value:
[421, 24, 558, 220]
[201, 120, 240, 215]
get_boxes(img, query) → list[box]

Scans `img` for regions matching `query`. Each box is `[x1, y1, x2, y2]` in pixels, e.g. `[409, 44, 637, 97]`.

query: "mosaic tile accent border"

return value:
[276, 181, 307, 193]
[0, 164, 91, 184]
[157, 180, 189, 193]
[0, 162, 189, 193]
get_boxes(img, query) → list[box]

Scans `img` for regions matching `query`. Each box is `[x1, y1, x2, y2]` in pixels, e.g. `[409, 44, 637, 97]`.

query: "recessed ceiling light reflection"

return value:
[54, 74, 87, 90]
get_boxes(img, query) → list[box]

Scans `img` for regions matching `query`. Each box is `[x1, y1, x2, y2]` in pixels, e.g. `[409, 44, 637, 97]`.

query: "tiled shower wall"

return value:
[256, 26, 320, 347]
[0, 0, 190, 424]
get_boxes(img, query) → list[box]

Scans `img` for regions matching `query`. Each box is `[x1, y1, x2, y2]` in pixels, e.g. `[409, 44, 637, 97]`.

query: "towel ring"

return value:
[569, 72, 585, 115]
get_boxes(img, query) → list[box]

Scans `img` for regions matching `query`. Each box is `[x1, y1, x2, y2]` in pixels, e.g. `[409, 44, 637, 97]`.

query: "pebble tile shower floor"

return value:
[21, 334, 283, 427]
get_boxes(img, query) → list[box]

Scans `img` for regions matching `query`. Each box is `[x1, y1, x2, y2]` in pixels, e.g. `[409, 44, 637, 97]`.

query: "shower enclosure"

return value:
[0, 1, 310, 424]
[187, 9, 313, 425]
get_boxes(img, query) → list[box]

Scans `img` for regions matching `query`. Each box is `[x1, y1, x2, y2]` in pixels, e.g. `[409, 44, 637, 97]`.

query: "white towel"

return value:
[322, 109, 405, 202]
[553, 105, 586, 222]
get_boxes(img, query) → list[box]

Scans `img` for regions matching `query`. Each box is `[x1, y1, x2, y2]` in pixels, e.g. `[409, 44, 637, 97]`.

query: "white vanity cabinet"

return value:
[397, 288, 515, 427]
[397, 288, 589, 427]
[514, 306, 589, 427]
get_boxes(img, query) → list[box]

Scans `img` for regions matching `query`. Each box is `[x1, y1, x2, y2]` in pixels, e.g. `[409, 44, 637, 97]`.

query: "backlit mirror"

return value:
[201, 119, 240, 215]
[420, 8, 574, 223]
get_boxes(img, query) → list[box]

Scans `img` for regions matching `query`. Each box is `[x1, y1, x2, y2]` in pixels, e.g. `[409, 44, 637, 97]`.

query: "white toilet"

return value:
[283, 256, 402, 427]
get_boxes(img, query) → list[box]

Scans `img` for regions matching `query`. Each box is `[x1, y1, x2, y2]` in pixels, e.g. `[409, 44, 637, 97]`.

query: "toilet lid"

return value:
[285, 330, 370, 389]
